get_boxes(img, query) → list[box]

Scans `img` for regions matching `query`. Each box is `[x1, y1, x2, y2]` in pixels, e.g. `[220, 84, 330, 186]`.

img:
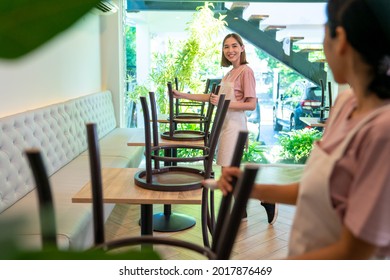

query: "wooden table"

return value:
[300, 117, 326, 128]
[72, 168, 202, 236]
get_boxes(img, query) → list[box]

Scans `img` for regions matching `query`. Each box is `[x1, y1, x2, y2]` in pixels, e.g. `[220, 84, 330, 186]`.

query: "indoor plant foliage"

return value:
[242, 141, 270, 164]
[277, 128, 323, 164]
[148, 2, 227, 114]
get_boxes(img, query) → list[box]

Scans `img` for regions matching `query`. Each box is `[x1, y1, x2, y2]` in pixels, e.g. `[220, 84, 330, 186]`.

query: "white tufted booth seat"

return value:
[0, 91, 144, 251]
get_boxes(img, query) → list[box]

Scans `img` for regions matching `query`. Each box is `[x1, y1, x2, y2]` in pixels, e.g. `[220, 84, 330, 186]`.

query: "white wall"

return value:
[100, 8, 125, 126]
[0, 13, 102, 118]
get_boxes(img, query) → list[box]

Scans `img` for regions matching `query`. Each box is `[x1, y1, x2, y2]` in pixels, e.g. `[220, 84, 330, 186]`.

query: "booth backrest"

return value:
[0, 91, 116, 213]
[70, 91, 117, 152]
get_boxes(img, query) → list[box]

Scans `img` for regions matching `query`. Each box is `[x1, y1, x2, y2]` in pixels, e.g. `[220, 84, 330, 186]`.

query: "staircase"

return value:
[126, 0, 328, 86]
[220, 3, 327, 86]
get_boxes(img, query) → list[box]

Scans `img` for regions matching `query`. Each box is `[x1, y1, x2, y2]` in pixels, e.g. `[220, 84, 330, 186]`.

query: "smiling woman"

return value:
[0, 0, 100, 59]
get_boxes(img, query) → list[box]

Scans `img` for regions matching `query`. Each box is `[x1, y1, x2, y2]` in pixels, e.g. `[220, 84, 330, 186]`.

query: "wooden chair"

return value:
[174, 77, 210, 122]
[135, 91, 227, 232]
[134, 91, 249, 245]
[161, 81, 220, 141]
[134, 91, 228, 191]
[26, 124, 257, 260]
[202, 130, 250, 248]
[173, 78, 221, 125]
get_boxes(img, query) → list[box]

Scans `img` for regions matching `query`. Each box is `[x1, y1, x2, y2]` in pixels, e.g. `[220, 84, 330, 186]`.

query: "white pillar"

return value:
[136, 22, 150, 85]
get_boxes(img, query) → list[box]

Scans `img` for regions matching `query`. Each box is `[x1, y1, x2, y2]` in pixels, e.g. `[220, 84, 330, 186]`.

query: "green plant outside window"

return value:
[277, 128, 323, 164]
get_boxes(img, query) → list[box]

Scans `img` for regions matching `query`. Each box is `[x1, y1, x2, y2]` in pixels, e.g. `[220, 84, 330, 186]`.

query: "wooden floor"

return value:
[104, 199, 296, 260]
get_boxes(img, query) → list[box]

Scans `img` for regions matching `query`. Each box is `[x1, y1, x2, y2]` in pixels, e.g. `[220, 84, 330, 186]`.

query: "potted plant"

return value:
[277, 128, 323, 164]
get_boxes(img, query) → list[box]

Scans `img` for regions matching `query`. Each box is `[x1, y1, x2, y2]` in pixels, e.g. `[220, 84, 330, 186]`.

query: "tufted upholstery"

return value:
[0, 91, 143, 250]
[70, 91, 117, 152]
[0, 102, 78, 213]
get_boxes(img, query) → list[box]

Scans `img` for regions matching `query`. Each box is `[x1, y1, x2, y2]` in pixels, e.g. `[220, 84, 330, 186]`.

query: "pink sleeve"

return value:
[241, 66, 256, 99]
[234, 66, 256, 101]
[344, 123, 390, 249]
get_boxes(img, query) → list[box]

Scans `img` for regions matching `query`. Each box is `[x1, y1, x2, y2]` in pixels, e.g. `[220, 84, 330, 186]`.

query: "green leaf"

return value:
[0, 0, 100, 59]
[277, 128, 323, 163]
[15, 247, 160, 260]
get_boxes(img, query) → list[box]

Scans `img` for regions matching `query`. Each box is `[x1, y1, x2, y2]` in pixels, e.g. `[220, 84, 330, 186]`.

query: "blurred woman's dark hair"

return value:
[327, 0, 390, 99]
[221, 33, 248, 67]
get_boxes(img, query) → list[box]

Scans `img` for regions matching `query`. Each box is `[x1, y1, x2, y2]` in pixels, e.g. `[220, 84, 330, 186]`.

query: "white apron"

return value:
[216, 66, 248, 166]
[289, 100, 390, 257]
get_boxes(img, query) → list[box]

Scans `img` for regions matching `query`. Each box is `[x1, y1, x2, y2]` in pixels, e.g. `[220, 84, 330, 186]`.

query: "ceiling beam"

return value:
[127, 1, 327, 12]
[128, 0, 326, 2]
[127, 1, 223, 11]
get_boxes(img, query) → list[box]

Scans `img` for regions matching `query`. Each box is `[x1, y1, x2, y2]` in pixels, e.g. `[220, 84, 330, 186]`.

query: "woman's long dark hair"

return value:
[327, 0, 390, 99]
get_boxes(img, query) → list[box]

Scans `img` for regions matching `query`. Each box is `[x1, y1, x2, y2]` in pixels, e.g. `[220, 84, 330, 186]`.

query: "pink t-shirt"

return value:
[319, 91, 390, 256]
[224, 64, 256, 102]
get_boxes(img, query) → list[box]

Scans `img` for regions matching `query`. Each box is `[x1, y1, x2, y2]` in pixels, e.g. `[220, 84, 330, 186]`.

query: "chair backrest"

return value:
[211, 130, 249, 250]
[167, 81, 213, 137]
[200, 130, 249, 248]
[148, 91, 161, 170]
[174, 77, 180, 116]
[25, 149, 57, 250]
[86, 122, 105, 246]
[203, 84, 220, 146]
[215, 164, 258, 259]
[167, 81, 176, 137]
[202, 90, 226, 178]
[174, 78, 211, 118]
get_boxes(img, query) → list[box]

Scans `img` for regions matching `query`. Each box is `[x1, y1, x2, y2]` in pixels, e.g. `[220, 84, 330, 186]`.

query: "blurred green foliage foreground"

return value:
[0, 216, 160, 260]
[0, 0, 100, 59]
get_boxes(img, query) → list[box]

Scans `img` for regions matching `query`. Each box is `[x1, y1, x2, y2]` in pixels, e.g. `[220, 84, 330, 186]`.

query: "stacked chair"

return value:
[162, 81, 220, 141]
[173, 77, 209, 123]
[135, 90, 228, 233]
[137, 87, 225, 232]
[134, 91, 228, 191]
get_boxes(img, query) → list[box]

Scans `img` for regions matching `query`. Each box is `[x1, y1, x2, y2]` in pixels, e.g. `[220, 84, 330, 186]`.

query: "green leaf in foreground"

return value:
[0, 0, 100, 59]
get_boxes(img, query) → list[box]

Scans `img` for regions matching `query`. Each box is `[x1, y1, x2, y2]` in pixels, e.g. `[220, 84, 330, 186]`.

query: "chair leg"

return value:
[201, 188, 211, 248]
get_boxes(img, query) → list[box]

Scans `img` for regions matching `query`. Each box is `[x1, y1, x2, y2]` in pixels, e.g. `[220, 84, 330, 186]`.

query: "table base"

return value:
[153, 212, 196, 232]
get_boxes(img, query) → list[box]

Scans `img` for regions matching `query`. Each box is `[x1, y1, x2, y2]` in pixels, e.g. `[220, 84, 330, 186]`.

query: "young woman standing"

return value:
[173, 33, 277, 223]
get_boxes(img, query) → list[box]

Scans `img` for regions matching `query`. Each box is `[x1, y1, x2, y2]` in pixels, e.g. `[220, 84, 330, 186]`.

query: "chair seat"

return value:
[160, 130, 205, 141]
[134, 166, 205, 191]
[151, 145, 208, 163]
[177, 101, 204, 106]
[171, 114, 207, 124]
